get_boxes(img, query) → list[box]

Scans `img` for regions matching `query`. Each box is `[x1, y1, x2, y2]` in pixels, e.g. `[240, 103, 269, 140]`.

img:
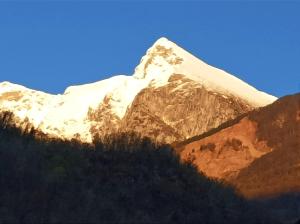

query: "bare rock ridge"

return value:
[234, 93, 300, 198]
[178, 93, 300, 198]
[0, 37, 276, 143]
[120, 74, 253, 143]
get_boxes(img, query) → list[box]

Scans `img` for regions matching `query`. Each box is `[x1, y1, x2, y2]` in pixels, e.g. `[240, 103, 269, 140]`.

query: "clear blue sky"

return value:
[0, 1, 299, 97]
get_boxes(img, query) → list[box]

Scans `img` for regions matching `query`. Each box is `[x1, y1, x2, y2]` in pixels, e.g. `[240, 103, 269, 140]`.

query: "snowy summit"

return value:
[0, 37, 277, 142]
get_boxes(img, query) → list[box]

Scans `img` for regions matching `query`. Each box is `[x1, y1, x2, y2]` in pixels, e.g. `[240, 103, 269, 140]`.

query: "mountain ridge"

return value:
[178, 93, 300, 197]
[0, 37, 277, 143]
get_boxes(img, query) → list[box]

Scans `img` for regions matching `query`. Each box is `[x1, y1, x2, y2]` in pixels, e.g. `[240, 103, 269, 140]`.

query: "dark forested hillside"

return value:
[0, 112, 273, 224]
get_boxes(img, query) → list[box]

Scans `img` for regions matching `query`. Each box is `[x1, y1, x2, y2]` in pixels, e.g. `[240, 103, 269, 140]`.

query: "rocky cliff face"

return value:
[178, 116, 271, 180]
[120, 74, 254, 143]
[87, 95, 121, 141]
[177, 93, 300, 198]
[233, 93, 300, 198]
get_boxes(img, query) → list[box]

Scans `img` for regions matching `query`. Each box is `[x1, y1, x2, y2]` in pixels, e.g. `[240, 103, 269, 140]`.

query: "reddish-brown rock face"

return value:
[177, 93, 300, 198]
[234, 94, 300, 198]
[179, 117, 272, 180]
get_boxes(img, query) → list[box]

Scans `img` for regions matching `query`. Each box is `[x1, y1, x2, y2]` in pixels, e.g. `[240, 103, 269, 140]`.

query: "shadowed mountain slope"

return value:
[0, 111, 274, 224]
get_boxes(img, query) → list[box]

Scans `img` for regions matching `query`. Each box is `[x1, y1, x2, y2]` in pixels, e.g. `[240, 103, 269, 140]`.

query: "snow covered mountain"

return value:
[0, 37, 277, 143]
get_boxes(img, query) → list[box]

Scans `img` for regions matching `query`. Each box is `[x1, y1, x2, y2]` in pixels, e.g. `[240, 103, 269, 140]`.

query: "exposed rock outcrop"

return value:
[177, 93, 300, 198]
[120, 74, 254, 143]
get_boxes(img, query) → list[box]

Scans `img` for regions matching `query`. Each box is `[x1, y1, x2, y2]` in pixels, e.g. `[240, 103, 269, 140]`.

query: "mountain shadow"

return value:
[0, 111, 274, 224]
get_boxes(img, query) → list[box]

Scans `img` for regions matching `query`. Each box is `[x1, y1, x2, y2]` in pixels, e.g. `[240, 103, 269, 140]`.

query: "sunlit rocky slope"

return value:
[178, 93, 300, 198]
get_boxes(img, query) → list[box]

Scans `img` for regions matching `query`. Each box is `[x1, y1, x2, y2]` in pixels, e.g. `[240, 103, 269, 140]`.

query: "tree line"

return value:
[0, 112, 274, 223]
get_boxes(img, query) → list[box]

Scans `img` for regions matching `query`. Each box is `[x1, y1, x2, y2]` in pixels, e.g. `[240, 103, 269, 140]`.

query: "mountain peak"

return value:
[133, 37, 277, 107]
[0, 38, 277, 143]
[133, 37, 183, 82]
[152, 37, 174, 48]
